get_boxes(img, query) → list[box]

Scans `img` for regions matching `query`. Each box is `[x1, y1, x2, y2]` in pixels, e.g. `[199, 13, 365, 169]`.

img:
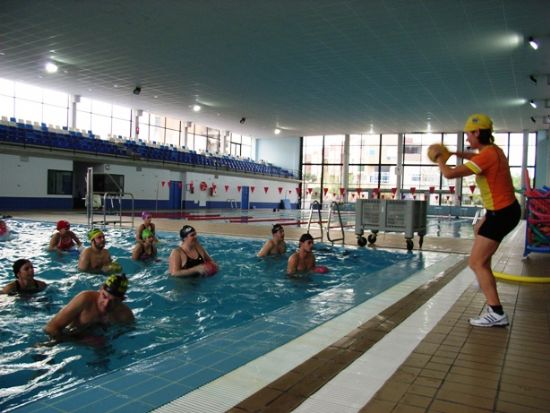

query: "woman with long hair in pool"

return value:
[132, 229, 157, 261]
[1, 259, 47, 295]
[169, 225, 218, 277]
[48, 220, 82, 254]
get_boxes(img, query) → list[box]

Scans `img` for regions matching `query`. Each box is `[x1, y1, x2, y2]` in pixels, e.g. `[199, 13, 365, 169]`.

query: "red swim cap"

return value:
[57, 220, 70, 230]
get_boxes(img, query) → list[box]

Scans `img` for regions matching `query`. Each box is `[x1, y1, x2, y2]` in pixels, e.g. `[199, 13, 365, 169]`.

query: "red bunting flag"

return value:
[339, 187, 345, 195]
[323, 188, 328, 196]
[225, 185, 229, 192]
[264, 186, 269, 194]
[177, 182, 182, 189]
[161, 181, 166, 187]
[250, 186, 255, 193]
[469, 184, 476, 193]
[278, 187, 283, 194]
[237, 186, 242, 192]
[410, 187, 416, 194]
[356, 187, 361, 194]
[449, 185, 455, 194]
[295, 187, 300, 195]
[429, 186, 435, 193]
[307, 187, 313, 194]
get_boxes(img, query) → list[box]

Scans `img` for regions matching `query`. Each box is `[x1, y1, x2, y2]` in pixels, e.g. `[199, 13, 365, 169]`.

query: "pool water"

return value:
[1, 219, 440, 411]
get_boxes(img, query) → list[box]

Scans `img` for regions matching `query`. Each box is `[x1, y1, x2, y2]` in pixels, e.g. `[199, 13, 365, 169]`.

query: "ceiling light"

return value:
[44, 62, 58, 73]
[529, 74, 537, 84]
[529, 99, 537, 108]
[274, 128, 281, 135]
[530, 116, 536, 123]
[528, 36, 539, 50]
[192, 104, 201, 112]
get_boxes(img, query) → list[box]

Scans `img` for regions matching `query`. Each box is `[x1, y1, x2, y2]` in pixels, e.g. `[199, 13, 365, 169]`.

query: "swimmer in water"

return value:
[257, 224, 287, 257]
[169, 225, 218, 277]
[48, 220, 82, 253]
[1, 259, 47, 295]
[43, 273, 133, 343]
[132, 229, 157, 261]
[78, 228, 113, 273]
[287, 233, 329, 276]
[136, 211, 157, 245]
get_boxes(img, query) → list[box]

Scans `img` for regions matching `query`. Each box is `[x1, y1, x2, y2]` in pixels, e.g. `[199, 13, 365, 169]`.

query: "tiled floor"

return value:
[4, 210, 550, 413]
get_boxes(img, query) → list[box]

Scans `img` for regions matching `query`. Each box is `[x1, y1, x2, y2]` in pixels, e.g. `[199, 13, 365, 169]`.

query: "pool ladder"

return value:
[306, 201, 345, 245]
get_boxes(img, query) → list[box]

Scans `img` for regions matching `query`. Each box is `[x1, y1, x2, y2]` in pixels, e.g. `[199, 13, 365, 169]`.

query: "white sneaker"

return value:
[469, 306, 509, 327]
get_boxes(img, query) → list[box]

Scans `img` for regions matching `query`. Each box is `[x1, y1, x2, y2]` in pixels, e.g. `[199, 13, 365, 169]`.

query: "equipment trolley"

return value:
[355, 199, 427, 250]
[524, 196, 550, 257]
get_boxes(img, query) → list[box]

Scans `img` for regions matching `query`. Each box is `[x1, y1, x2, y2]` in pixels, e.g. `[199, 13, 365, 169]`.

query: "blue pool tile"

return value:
[107, 400, 154, 413]
[192, 348, 231, 366]
[111, 376, 172, 399]
[12, 403, 62, 413]
[72, 393, 134, 413]
[51, 387, 115, 411]
[176, 367, 222, 388]
[140, 382, 191, 406]
[157, 362, 203, 381]
[210, 354, 250, 372]
[96, 371, 155, 388]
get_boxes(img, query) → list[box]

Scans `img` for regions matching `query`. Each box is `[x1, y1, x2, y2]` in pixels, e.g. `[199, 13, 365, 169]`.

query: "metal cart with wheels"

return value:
[355, 199, 427, 250]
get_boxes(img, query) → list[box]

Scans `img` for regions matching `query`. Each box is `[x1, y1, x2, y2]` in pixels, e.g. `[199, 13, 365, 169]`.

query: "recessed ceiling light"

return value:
[528, 36, 539, 50]
[192, 104, 201, 112]
[274, 128, 281, 135]
[44, 62, 58, 73]
[153, 95, 158, 99]
[529, 99, 537, 108]
[113, 84, 119, 88]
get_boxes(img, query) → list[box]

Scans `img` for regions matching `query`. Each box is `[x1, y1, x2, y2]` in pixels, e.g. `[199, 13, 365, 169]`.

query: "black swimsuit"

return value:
[181, 248, 205, 269]
[14, 279, 40, 293]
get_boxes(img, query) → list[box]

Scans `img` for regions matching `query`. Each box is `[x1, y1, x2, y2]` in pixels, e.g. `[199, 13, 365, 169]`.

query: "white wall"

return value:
[256, 136, 301, 173]
[0, 154, 73, 197]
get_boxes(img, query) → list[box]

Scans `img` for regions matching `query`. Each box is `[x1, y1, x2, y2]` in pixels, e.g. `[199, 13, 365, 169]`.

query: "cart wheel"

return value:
[367, 234, 377, 244]
[419, 235, 424, 249]
[406, 239, 414, 251]
[357, 236, 367, 247]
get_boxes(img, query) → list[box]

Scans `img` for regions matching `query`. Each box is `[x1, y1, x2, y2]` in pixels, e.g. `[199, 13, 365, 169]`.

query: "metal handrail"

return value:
[326, 201, 345, 245]
[306, 200, 324, 241]
[89, 191, 135, 227]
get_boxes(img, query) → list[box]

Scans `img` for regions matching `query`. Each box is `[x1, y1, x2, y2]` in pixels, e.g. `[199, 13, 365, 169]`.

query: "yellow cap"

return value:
[464, 113, 493, 132]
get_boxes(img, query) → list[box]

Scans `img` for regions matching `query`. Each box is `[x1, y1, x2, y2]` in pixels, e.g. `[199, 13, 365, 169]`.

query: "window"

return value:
[47, 170, 73, 195]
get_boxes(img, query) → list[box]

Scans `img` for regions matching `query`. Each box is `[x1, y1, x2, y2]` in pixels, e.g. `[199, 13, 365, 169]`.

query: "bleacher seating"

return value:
[0, 119, 298, 178]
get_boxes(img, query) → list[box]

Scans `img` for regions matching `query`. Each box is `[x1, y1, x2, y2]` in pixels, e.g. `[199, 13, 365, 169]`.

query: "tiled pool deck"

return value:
[5, 210, 549, 413]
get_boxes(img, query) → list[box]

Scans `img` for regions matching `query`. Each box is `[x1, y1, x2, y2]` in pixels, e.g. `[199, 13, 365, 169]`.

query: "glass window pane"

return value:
[0, 77, 15, 96]
[150, 125, 164, 144]
[112, 118, 131, 138]
[195, 134, 207, 151]
[15, 99, 41, 122]
[43, 105, 68, 126]
[78, 97, 92, 112]
[165, 128, 180, 147]
[166, 117, 180, 130]
[0, 95, 14, 117]
[91, 114, 111, 138]
[323, 135, 344, 163]
[91, 100, 112, 116]
[42, 88, 68, 107]
[380, 134, 398, 164]
[303, 135, 323, 163]
[112, 104, 131, 120]
[527, 133, 536, 166]
[76, 111, 91, 130]
[15, 82, 42, 102]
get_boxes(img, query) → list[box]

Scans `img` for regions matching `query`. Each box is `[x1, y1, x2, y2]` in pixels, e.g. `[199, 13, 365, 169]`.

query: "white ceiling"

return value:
[1, 0, 549, 139]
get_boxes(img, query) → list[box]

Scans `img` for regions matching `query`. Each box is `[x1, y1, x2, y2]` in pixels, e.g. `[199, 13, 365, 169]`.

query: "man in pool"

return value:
[257, 224, 287, 257]
[287, 233, 328, 276]
[44, 274, 134, 342]
[78, 228, 115, 273]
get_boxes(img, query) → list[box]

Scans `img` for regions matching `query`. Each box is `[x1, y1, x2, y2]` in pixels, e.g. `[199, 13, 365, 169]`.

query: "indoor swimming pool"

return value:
[1, 218, 453, 412]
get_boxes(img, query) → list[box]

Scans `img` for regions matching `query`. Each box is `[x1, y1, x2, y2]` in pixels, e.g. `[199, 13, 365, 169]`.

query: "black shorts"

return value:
[478, 200, 521, 242]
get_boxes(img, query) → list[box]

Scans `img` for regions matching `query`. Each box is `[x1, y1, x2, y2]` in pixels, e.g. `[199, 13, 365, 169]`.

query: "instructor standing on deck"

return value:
[434, 114, 520, 327]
